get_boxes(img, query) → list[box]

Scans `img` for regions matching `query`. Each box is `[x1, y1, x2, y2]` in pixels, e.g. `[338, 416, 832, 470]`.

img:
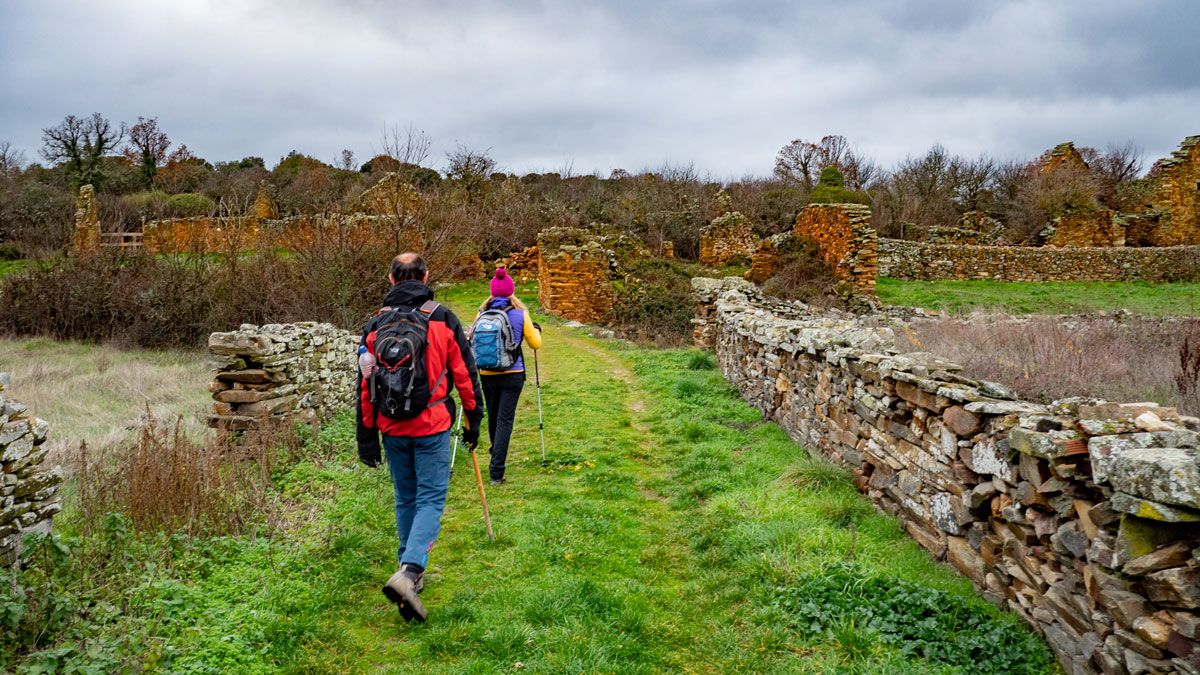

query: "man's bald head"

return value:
[389, 252, 428, 284]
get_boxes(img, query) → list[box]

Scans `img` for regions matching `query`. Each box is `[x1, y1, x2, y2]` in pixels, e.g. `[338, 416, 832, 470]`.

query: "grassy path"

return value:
[152, 304, 1051, 672]
[282, 322, 757, 671]
[20, 281, 1051, 672]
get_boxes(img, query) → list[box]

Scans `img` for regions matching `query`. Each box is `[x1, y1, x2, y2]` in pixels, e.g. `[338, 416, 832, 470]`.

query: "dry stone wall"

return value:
[495, 245, 539, 281]
[699, 211, 758, 266]
[536, 228, 624, 324]
[1146, 136, 1200, 247]
[1047, 209, 1126, 248]
[878, 239, 1200, 282]
[793, 203, 878, 295]
[0, 376, 63, 566]
[142, 213, 401, 254]
[694, 277, 1200, 674]
[745, 232, 795, 284]
[207, 323, 357, 432]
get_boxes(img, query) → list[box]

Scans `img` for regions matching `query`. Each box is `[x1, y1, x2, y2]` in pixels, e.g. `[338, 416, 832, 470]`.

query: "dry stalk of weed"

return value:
[898, 315, 1200, 416]
[74, 412, 307, 537]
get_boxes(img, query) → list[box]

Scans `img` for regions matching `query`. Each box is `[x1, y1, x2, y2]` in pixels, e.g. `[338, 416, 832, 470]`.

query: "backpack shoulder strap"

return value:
[418, 300, 439, 315]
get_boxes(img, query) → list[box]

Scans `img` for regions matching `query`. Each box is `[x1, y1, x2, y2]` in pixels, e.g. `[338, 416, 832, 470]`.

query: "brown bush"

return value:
[897, 315, 1200, 416]
[73, 413, 306, 536]
[0, 236, 452, 347]
[761, 237, 844, 309]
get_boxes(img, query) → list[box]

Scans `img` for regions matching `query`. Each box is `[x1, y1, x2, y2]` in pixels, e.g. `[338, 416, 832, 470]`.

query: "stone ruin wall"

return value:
[0, 377, 63, 566]
[70, 184, 100, 253]
[1047, 210, 1126, 248]
[694, 277, 1200, 674]
[1147, 136, 1200, 247]
[536, 228, 616, 324]
[745, 232, 795, 284]
[699, 211, 758, 267]
[207, 323, 357, 432]
[495, 244, 539, 281]
[745, 203, 880, 293]
[878, 239, 1200, 282]
[793, 203, 878, 295]
[142, 213, 405, 255]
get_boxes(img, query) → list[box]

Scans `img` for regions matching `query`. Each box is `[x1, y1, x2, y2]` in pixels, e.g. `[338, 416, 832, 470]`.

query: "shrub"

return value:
[610, 257, 697, 345]
[808, 167, 871, 206]
[166, 192, 215, 217]
[761, 236, 842, 307]
[120, 190, 171, 220]
[0, 243, 397, 348]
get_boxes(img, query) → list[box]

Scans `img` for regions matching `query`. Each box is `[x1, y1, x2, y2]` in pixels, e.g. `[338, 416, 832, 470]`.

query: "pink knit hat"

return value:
[490, 267, 515, 298]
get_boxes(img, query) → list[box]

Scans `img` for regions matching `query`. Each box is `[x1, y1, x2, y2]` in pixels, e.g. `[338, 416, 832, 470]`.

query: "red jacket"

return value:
[356, 281, 482, 438]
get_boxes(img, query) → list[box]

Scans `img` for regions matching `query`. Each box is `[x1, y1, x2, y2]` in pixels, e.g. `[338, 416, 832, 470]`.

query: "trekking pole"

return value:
[468, 447, 495, 541]
[449, 402, 462, 474]
[534, 348, 546, 467]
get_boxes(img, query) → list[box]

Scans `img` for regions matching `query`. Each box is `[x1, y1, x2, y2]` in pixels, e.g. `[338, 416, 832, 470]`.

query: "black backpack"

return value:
[369, 301, 448, 421]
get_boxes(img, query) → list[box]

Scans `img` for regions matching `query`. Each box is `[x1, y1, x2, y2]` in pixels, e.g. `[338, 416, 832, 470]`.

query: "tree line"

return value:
[0, 112, 1154, 261]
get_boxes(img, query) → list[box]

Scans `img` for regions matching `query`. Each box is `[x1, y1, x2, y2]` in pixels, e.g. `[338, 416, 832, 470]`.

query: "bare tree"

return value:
[0, 141, 26, 179]
[445, 144, 496, 203]
[337, 148, 356, 171]
[124, 117, 171, 189]
[379, 123, 432, 167]
[774, 138, 821, 190]
[1085, 141, 1144, 207]
[41, 113, 127, 188]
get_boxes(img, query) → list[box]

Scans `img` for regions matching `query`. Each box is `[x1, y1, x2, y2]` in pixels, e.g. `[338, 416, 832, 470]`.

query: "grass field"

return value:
[1, 281, 1052, 673]
[0, 338, 212, 462]
[877, 278, 1200, 315]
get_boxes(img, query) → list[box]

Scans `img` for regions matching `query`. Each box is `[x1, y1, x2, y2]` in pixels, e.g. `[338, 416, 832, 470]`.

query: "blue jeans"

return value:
[383, 430, 452, 570]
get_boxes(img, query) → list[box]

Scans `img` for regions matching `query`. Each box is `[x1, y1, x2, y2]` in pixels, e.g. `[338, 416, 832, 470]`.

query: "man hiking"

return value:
[471, 267, 542, 485]
[356, 252, 484, 623]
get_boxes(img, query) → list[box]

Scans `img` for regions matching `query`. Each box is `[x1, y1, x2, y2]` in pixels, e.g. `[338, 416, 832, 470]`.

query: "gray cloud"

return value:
[1, 0, 1197, 178]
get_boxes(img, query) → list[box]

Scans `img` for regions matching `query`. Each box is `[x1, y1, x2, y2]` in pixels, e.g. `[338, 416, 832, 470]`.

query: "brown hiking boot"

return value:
[382, 564, 427, 623]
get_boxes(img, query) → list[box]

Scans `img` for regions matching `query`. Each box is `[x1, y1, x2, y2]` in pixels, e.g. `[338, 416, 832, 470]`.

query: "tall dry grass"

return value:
[74, 414, 308, 536]
[0, 338, 211, 464]
[897, 315, 1200, 416]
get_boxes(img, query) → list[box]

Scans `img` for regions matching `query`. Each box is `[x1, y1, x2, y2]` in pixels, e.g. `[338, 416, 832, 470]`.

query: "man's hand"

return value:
[357, 429, 381, 468]
[463, 406, 484, 449]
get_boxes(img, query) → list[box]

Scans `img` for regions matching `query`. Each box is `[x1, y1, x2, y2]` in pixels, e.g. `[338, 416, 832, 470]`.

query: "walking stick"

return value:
[535, 348, 546, 467]
[449, 402, 462, 474]
[468, 446, 495, 541]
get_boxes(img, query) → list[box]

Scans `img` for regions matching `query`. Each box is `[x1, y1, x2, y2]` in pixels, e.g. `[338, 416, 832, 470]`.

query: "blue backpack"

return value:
[471, 308, 518, 370]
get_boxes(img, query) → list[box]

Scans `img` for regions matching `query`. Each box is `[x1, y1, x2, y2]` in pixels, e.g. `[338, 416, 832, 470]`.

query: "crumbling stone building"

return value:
[1041, 137, 1200, 248]
[536, 228, 618, 324]
[699, 191, 759, 266]
[1142, 135, 1200, 247]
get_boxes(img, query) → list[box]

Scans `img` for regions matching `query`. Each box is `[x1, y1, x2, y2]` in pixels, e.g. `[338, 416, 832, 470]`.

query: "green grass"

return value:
[0, 258, 32, 279]
[877, 277, 1200, 316]
[1, 283, 1053, 673]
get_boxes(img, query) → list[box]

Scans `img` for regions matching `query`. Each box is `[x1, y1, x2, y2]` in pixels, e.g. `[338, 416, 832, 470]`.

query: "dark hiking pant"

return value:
[481, 372, 525, 481]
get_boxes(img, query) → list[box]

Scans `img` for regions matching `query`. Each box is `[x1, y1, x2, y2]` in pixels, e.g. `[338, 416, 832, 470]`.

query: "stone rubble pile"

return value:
[694, 277, 1200, 675]
[207, 322, 357, 431]
[0, 375, 63, 565]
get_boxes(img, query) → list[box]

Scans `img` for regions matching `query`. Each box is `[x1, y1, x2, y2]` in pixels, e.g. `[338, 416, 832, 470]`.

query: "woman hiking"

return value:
[472, 268, 542, 485]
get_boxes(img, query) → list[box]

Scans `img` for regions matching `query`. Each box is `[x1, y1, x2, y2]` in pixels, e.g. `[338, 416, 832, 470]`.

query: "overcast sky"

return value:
[2, 0, 1198, 178]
